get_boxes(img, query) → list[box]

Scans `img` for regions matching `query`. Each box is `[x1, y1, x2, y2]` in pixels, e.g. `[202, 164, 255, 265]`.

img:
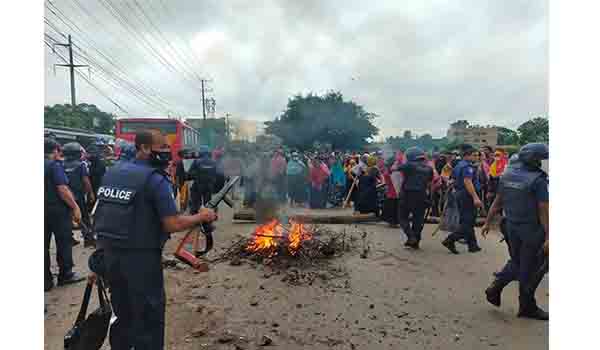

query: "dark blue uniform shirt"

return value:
[131, 159, 178, 219]
[533, 177, 549, 202]
[49, 160, 69, 187]
[452, 160, 480, 192]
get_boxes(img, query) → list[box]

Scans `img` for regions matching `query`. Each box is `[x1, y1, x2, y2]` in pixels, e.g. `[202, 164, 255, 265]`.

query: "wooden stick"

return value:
[343, 178, 358, 208]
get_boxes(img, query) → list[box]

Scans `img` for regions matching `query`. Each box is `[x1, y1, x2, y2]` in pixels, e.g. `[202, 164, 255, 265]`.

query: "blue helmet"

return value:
[405, 147, 426, 162]
[119, 143, 137, 161]
[518, 143, 548, 166]
[198, 145, 210, 157]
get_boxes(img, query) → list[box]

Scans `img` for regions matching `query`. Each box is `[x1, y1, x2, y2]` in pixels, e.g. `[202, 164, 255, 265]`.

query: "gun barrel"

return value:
[206, 176, 240, 209]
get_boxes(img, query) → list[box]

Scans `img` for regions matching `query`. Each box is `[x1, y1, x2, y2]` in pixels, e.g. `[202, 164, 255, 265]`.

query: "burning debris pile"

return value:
[210, 220, 367, 271]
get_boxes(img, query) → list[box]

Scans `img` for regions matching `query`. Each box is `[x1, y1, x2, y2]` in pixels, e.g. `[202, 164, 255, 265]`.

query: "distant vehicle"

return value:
[114, 118, 202, 162]
[44, 125, 113, 149]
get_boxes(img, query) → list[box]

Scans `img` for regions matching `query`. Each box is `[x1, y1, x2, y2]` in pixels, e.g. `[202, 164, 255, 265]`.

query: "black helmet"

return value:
[62, 142, 82, 160]
[405, 147, 425, 162]
[518, 143, 548, 166]
[44, 138, 61, 155]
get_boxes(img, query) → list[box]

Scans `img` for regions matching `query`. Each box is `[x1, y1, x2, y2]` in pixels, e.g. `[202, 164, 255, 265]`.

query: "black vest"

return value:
[402, 161, 433, 193]
[64, 160, 84, 198]
[500, 166, 546, 224]
[192, 158, 217, 187]
[95, 162, 169, 250]
[44, 159, 68, 212]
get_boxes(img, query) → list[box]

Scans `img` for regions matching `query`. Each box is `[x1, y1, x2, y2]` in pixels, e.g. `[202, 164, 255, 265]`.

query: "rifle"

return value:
[174, 176, 240, 269]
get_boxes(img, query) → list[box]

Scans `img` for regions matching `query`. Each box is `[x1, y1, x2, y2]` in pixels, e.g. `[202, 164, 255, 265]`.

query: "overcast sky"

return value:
[44, 0, 547, 139]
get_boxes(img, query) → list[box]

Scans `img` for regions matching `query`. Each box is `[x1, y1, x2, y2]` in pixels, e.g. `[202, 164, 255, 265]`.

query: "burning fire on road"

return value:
[245, 219, 313, 257]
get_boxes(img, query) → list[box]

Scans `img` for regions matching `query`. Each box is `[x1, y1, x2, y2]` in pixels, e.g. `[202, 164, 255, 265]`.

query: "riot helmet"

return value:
[198, 145, 211, 158]
[120, 143, 137, 161]
[62, 142, 83, 161]
[518, 143, 549, 168]
[405, 147, 426, 162]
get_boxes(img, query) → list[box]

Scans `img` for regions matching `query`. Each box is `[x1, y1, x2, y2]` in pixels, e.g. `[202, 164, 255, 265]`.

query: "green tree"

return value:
[264, 91, 379, 150]
[44, 103, 116, 134]
[497, 126, 520, 145]
[517, 117, 549, 144]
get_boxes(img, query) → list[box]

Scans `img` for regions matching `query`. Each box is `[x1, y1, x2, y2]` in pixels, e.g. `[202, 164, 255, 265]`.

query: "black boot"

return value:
[405, 237, 420, 250]
[485, 278, 509, 307]
[468, 245, 482, 253]
[84, 238, 97, 248]
[518, 306, 549, 321]
[442, 238, 459, 254]
[45, 278, 54, 292]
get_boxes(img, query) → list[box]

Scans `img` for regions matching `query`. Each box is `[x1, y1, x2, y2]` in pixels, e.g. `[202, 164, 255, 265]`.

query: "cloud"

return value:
[44, 0, 547, 137]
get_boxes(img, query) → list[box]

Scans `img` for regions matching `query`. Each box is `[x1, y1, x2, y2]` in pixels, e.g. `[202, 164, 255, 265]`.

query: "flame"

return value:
[245, 219, 312, 256]
[287, 220, 312, 255]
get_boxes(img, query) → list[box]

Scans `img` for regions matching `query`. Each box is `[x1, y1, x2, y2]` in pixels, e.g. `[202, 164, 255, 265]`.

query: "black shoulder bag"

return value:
[64, 278, 112, 350]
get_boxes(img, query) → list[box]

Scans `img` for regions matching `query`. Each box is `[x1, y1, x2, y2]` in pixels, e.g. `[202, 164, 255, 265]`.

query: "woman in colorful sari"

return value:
[355, 155, 381, 215]
[329, 156, 346, 206]
[309, 157, 330, 209]
[381, 151, 405, 226]
[486, 149, 508, 210]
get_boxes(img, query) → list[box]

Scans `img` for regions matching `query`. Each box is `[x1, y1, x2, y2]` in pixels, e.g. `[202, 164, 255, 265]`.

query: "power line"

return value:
[154, 0, 206, 73]
[44, 5, 183, 115]
[99, 0, 203, 91]
[45, 24, 169, 114]
[131, 0, 206, 83]
[45, 40, 130, 114]
[51, 34, 89, 107]
[46, 0, 211, 116]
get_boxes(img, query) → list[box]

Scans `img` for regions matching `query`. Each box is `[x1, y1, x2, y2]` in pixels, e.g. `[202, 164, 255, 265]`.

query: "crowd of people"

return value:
[45, 132, 549, 349]
[219, 145, 515, 219]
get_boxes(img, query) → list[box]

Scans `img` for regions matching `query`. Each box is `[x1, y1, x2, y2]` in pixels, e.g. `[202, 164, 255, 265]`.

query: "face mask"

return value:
[150, 150, 171, 169]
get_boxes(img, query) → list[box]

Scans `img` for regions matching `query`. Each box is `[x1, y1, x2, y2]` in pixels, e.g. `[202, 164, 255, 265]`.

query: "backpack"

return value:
[64, 279, 112, 350]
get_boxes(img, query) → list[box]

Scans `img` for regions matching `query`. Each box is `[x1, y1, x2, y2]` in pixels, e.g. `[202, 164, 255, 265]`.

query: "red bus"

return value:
[114, 118, 202, 163]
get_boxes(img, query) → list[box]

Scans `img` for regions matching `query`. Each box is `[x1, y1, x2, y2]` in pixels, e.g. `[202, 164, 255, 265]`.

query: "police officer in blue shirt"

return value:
[397, 147, 434, 250]
[442, 145, 484, 254]
[94, 130, 217, 350]
[45, 139, 86, 292]
[63, 142, 96, 247]
[481, 143, 549, 320]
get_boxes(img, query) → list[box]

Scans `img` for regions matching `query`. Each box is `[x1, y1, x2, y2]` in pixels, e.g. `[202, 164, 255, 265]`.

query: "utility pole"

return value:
[200, 78, 213, 120]
[226, 113, 231, 142]
[53, 35, 88, 109]
[201, 79, 206, 120]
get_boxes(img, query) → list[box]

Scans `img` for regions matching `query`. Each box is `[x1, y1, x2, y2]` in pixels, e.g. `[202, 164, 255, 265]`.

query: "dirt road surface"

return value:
[44, 204, 548, 350]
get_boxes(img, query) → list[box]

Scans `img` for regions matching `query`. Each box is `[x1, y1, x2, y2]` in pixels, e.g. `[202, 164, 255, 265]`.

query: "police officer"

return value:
[87, 141, 107, 196]
[44, 138, 86, 292]
[63, 142, 96, 247]
[190, 145, 217, 213]
[94, 130, 218, 349]
[397, 147, 434, 249]
[442, 145, 484, 254]
[481, 143, 549, 320]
